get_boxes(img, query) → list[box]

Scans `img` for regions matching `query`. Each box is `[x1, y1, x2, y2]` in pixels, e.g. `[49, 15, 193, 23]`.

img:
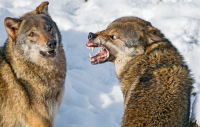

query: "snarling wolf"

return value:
[86, 17, 193, 127]
[0, 1, 66, 127]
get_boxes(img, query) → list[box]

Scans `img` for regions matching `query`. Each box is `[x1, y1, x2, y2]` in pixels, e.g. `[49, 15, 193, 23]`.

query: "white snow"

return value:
[191, 93, 200, 124]
[0, 0, 200, 126]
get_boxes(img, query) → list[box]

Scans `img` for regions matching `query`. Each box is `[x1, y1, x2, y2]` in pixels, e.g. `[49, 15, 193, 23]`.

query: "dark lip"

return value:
[40, 49, 57, 58]
[91, 57, 109, 65]
[86, 40, 99, 47]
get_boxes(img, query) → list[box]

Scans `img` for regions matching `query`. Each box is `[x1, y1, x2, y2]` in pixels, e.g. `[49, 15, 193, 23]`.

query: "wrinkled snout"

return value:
[47, 39, 57, 49]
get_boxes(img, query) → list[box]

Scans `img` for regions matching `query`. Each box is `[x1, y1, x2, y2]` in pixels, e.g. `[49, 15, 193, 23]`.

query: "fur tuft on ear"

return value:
[35, 1, 50, 16]
[4, 17, 22, 39]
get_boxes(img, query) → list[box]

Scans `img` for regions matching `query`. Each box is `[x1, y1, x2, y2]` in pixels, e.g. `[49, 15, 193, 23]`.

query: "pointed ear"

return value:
[147, 26, 163, 45]
[35, 1, 50, 16]
[4, 17, 22, 39]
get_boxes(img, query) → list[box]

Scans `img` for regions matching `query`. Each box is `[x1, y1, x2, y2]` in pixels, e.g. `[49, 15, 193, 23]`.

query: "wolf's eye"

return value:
[150, 30, 157, 35]
[110, 35, 117, 40]
[48, 26, 52, 32]
[29, 32, 35, 37]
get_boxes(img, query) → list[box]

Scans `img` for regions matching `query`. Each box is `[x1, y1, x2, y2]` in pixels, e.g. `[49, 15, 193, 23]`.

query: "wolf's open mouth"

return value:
[86, 41, 109, 65]
[40, 49, 56, 57]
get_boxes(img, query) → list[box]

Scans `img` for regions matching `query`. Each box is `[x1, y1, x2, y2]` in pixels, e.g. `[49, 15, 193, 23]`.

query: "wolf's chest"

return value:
[45, 97, 59, 121]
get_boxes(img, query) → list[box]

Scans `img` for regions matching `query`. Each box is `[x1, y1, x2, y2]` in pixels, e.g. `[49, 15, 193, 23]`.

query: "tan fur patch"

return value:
[38, 33, 54, 47]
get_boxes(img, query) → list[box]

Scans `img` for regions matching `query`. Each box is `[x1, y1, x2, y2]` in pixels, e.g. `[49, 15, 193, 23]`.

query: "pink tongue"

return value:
[95, 49, 107, 57]
[100, 50, 107, 55]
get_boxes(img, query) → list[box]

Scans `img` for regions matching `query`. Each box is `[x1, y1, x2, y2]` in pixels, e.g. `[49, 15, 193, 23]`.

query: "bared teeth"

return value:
[92, 47, 95, 51]
[90, 58, 95, 62]
[89, 53, 92, 58]
[88, 45, 109, 63]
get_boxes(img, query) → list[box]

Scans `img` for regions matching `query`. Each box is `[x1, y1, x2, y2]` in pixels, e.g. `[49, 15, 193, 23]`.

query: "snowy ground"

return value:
[0, 0, 200, 126]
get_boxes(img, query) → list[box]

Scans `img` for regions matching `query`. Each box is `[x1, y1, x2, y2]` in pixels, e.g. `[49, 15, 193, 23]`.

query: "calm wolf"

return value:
[0, 1, 66, 127]
[86, 17, 193, 127]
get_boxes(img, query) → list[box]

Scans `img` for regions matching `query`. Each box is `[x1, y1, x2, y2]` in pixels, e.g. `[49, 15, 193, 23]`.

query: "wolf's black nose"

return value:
[88, 32, 97, 40]
[47, 40, 57, 49]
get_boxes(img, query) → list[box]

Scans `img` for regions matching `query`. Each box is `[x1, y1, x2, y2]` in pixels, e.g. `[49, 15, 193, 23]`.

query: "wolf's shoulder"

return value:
[0, 46, 4, 63]
[0, 46, 7, 65]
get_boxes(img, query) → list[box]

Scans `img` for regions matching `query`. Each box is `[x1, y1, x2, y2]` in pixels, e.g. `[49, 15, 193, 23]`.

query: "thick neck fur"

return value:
[113, 41, 185, 94]
[113, 55, 134, 78]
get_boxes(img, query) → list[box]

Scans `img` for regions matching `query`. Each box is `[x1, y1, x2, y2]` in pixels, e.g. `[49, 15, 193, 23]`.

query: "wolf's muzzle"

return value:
[47, 40, 57, 49]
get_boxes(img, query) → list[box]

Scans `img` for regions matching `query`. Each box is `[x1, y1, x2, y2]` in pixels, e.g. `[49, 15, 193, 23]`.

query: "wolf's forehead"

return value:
[21, 17, 54, 30]
[23, 16, 52, 25]
[113, 17, 150, 26]
[106, 22, 144, 34]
